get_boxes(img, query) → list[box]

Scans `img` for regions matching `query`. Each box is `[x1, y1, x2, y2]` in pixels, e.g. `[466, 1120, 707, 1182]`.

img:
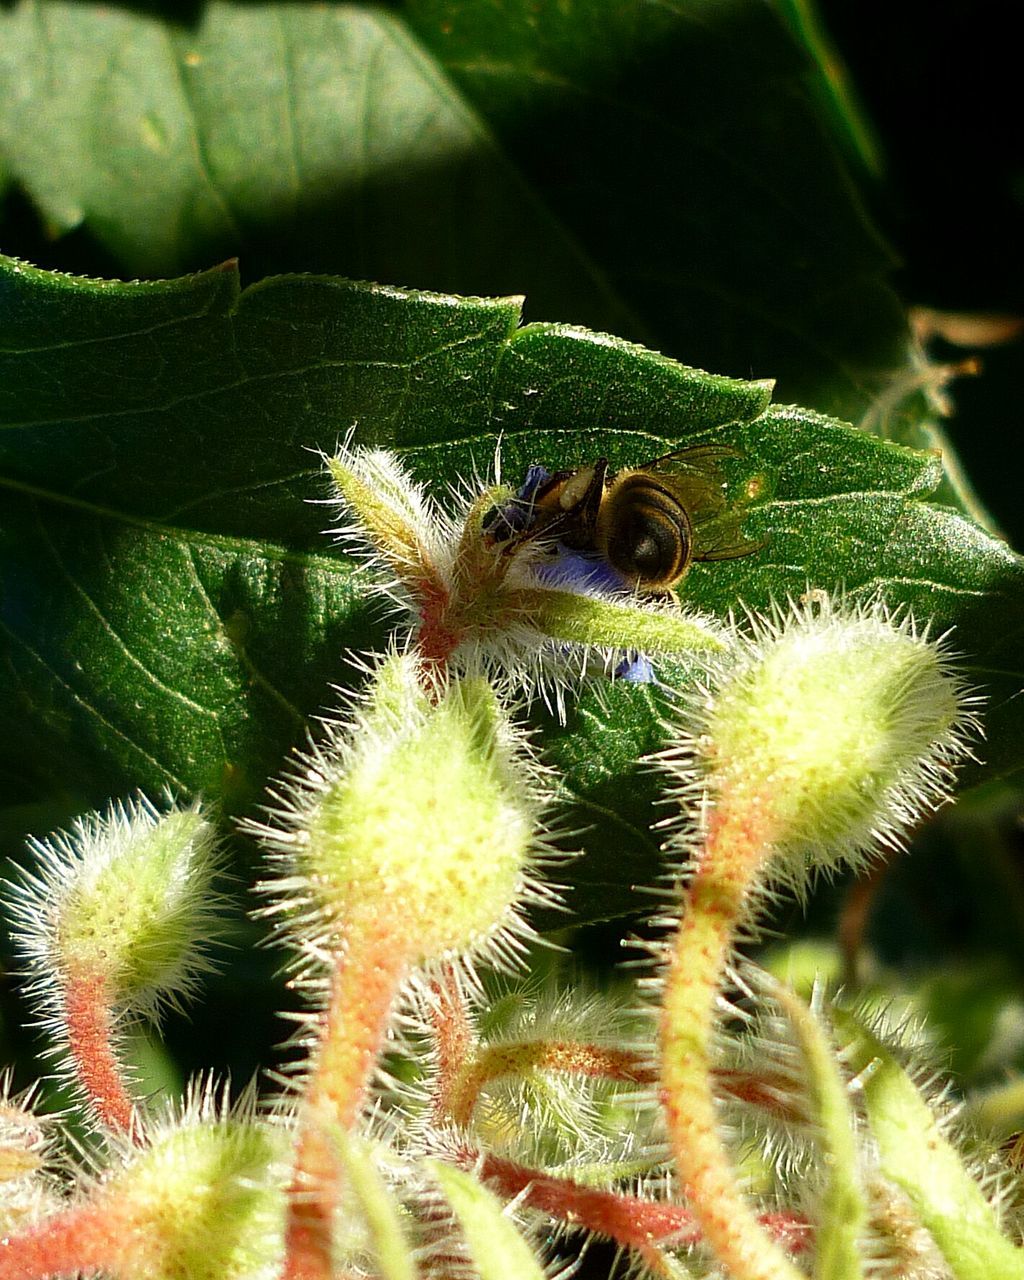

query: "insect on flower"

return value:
[483, 444, 764, 594]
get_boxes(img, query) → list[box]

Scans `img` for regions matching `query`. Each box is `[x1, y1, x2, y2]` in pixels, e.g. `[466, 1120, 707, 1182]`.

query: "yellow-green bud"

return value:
[257, 653, 556, 968]
[326, 448, 451, 598]
[6, 795, 224, 1021]
[104, 1091, 286, 1280]
[686, 597, 977, 884]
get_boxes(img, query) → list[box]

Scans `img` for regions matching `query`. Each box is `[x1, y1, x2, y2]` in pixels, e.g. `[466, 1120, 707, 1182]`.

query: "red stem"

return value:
[713, 1068, 807, 1123]
[62, 966, 137, 1137]
[429, 969, 477, 1126]
[415, 579, 459, 676]
[282, 929, 409, 1280]
[0, 1203, 124, 1280]
[478, 1153, 810, 1255]
[660, 802, 806, 1280]
[433, 1021, 798, 1131]
[448, 1040, 654, 1128]
[481, 1151, 700, 1248]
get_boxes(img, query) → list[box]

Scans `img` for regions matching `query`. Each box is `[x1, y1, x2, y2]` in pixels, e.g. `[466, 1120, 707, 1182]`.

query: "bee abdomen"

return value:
[599, 474, 692, 589]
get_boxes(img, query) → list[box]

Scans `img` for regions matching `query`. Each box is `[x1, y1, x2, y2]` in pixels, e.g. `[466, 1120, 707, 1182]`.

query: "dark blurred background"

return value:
[821, 0, 1023, 544]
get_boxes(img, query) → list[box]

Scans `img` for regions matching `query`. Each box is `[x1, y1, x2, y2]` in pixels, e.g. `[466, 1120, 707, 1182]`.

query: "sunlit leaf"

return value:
[2, 258, 1021, 920]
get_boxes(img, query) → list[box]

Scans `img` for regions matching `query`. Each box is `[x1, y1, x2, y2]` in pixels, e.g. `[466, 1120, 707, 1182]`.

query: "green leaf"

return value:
[0, 0, 906, 423]
[0, 1, 634, 338]
[773, 984, 866, 1280]
[2, 258, 1022, 921]
[0, 255, 763, 817]
[832, 1006, 1024, 1280]
[403, 0, 911, 417]
[336, 1133, 418, 1280]
[430, 1162, 547, 1280]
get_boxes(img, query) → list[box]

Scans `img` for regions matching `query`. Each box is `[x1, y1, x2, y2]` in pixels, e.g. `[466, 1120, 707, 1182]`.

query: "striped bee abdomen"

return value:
[598, 473, 693, 589]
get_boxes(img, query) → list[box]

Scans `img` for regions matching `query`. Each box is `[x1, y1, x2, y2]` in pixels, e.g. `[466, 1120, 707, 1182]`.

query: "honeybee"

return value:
[484, 444, 763, 592]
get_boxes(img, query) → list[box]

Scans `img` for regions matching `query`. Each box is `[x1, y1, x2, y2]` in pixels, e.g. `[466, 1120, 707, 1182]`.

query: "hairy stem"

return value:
[449, 1041, 654, 1128]
[283, 928, 409, 1280]
[62, 966, 137, 1137]
[660, 804, 805, 1280]
[480, 1152, 701, 1250]
[0, 1203, 123, 1280]
[478, 1152, 809, 1257]
[429, 969, 477, 1127]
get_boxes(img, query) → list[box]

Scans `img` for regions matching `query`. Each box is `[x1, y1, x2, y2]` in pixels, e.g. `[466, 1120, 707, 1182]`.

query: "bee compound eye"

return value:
[604, 482, 691, 587]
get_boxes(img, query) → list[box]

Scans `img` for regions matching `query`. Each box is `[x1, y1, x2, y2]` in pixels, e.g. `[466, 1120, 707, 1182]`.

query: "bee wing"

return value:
[640, 445, 741, 524]
[641, 445, 765, 563]
[692, 525, 767, 563]
[643, 443, 742, 472]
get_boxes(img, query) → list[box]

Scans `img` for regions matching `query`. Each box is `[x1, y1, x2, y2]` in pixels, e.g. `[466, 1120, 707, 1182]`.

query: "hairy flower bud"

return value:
[96, 1085, 286, 1280]
[5, 795, 224, 1025]
[254, 652, 561, 973]
[673, 596, 979, 889]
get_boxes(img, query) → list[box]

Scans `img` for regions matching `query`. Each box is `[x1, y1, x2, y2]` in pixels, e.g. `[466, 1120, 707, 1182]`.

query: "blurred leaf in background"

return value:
[0, 0, 909, 419]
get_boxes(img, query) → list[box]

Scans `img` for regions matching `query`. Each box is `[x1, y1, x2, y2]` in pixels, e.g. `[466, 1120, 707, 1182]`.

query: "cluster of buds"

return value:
[0, 442, 1017, 1280]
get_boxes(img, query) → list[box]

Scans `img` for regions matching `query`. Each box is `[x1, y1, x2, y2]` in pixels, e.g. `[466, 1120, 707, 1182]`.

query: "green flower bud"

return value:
[255, 653, 559, 970]
[102, 1086, 286, 1280]
[6, 795, 224, 1022]
[683, 597, 978, 886]
[326, 447, 452, 600]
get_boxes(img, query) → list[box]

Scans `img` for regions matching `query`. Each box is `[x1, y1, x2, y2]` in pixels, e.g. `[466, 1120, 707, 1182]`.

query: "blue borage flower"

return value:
[324, 443, 724, 712]
[481, 463, 552, 541]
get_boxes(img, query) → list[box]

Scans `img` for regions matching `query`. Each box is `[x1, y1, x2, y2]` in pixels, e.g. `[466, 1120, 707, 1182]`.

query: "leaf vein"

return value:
[164, 24, 244, 244]
[0, 336, 505, 432]
[0, 616, 190, 791]
[34, 515, 227, 727]
[183, 543, 305, 727]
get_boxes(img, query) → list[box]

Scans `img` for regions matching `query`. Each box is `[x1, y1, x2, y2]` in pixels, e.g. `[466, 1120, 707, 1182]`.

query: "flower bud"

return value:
[256, 653, 558, 969]
[6, 795, 224, 1022]
[687, 597, 977, 885]
[100, 1087, 286, 1280]
[0, 1080, 58, 1232]
[326, 447, 452, 602]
